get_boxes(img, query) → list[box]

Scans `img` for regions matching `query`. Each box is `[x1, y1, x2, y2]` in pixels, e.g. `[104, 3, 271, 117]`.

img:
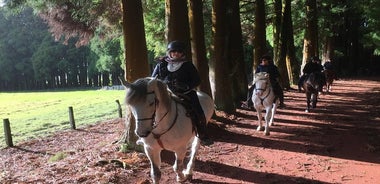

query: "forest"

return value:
[1, 0, 380, 110]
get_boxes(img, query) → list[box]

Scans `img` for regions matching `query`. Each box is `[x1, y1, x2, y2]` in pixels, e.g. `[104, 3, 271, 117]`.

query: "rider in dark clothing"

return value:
[298, 56, 325, 92]
[242, 55, 285, 109]
[151, 40, 211, 144]
[323, 60, 334, 71]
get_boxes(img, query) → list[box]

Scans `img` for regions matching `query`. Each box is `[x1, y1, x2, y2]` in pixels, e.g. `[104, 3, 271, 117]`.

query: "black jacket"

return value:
[255, 64, 280, 83]
[303, 62, 323, 74]
[152, 58, 200, 93]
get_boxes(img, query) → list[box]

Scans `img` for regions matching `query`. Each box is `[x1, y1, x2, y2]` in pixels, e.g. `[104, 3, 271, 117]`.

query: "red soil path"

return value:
[1, 77, 380, 184]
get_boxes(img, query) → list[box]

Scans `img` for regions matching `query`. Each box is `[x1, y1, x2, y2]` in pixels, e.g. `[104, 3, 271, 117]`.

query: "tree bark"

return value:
[188, 0, 212, 97]
[211, 0, 234, 113]
[228, 0, 248, 103]
[166, 0, 191, 56]
[253, 0, 267, 73]
[301, 0, 319, 72]
[121, 0, 149, 146]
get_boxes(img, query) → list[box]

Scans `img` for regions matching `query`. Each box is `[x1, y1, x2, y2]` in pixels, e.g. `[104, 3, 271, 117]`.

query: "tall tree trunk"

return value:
[283, 0, 296, 87]
[252, 0, 267, 73]
[211, 0, 234, 113]
[188, 0, 212, 97]
[322, 35, 334, 62]
[277, 0, 298, 87]
[301, 0, 319, 72]
[228, 0, 247, 103]
[272, 0, 282, 63]
[121, 0, 149, 147]
[166, 0, 191, 56]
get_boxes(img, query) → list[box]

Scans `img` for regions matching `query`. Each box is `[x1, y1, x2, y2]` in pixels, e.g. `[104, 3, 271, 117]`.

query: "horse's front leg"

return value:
[256, 107, 264, 131]
[305, 93, 311, 112]
[183, 137, 200, 180]
[173, 148, 186, 182]
[264, 107, 272, 136]
[269, 102, 278, 126]
[145, 147, 162, 184]
[312, 93, 318, 108]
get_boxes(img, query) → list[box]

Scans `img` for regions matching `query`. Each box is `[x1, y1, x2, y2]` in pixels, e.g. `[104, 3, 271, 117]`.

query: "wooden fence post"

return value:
[3, 118, 13, 147]
[116, 100, 122, 118]
[68, 106, 76, 129]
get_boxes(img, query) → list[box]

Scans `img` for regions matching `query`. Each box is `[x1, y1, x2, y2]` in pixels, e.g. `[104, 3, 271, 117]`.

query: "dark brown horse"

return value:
[323, 69, 336, 92]
[302, 72, 323, 112]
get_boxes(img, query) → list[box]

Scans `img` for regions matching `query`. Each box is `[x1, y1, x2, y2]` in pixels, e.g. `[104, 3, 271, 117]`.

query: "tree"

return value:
[227, 0, 247, 103]
[301, 0, 319, 70]
[188, 0, 212, 96]
[0, 8, 48, 90]
[211, 0, 234, 113]
[121, 0, 149, 147]
[165, 0, 191, 54]
[252, 0, 267, 70]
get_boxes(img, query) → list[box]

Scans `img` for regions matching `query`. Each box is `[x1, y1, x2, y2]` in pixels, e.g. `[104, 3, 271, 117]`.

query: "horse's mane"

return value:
[304, 72, 321, 90]
[254, 72, 270, 83]
[125, 77, 172, 110]
[125, 77, 151, 104]
[155, 79, 171, 110]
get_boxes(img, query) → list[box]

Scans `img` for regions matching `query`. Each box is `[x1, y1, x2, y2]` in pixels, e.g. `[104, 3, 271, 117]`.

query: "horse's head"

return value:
[305, 72, 321, 91]
[254, 72, 270, 96]
[122, 77, 171, 138]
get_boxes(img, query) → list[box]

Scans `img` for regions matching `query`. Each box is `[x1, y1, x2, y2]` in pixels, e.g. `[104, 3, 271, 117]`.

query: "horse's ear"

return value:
[119, 77, 131, 88]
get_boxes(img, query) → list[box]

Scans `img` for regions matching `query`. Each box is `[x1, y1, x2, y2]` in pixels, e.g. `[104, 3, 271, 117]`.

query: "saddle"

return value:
[171, 93, 198, 131]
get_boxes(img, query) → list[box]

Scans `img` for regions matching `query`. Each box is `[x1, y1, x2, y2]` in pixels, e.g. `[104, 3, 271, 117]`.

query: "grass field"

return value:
[0, 89, 126, 148]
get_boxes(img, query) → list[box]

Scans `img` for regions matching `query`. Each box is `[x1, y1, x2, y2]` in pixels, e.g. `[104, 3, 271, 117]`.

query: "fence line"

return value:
[3, 118, 13, 147]
[1, 100, 123, 148]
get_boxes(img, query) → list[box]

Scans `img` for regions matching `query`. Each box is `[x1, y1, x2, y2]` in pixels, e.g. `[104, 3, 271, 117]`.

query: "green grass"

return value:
[0, 89, 125, 148]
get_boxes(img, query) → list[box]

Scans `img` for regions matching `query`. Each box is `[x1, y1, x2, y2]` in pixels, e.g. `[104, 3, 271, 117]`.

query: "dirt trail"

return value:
[1, 77, 380, 184]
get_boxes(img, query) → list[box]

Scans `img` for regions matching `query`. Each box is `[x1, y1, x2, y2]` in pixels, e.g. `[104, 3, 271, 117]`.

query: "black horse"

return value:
[323, 69, 336, 93]
[302, 72, 323, 112]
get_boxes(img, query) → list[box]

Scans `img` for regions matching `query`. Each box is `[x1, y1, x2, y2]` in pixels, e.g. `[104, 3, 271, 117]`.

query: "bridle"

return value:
[136, 91, 167, 126]
[254, 78, 272, 105]
[136, 91, 178, 149]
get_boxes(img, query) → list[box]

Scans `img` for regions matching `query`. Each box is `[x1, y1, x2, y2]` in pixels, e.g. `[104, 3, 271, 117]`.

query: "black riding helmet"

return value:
[167, 41, 185, 53]
[310, 56, 321, 62]
[261, 55, 272, 61]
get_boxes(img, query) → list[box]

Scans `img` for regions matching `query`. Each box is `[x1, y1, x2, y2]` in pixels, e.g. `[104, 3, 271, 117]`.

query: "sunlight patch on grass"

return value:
[0, 90, 126, 148]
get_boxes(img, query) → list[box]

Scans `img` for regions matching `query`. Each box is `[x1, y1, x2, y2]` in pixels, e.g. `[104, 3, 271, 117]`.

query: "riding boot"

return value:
[195, 112, 213, 146]
[241, 85, 254, 109]
[195, 113, 206, 139]
[273, 83, 285, 108]
[297, 81, 302, 92]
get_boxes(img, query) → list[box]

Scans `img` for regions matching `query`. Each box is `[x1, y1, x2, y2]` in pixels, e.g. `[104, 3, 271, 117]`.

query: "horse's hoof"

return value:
[264, 132, 270, 136]
[256, 127, 264, 131]
[176, 175, 186, 183]
[305, 109, 309, 113]
[185, 174, 193, 181]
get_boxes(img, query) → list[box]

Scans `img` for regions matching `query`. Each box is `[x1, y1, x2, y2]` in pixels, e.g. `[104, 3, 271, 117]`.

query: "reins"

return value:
[254, 78, 272, 105]
[137, 90, 180, 149]
[151, 102, 178, 149]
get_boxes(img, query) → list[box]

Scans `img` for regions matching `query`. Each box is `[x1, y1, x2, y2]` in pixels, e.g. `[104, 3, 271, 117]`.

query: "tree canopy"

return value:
[1, 0, 380, 95]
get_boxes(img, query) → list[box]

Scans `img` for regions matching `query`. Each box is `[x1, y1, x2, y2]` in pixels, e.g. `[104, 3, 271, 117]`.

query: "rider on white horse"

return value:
[242, 55, 285, 109]
[151, 40, 212, 145]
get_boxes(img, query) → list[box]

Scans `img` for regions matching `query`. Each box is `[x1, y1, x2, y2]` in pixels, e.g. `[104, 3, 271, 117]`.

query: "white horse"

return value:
[122, 77, 214, 184]
[251, 72, 279, 136]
